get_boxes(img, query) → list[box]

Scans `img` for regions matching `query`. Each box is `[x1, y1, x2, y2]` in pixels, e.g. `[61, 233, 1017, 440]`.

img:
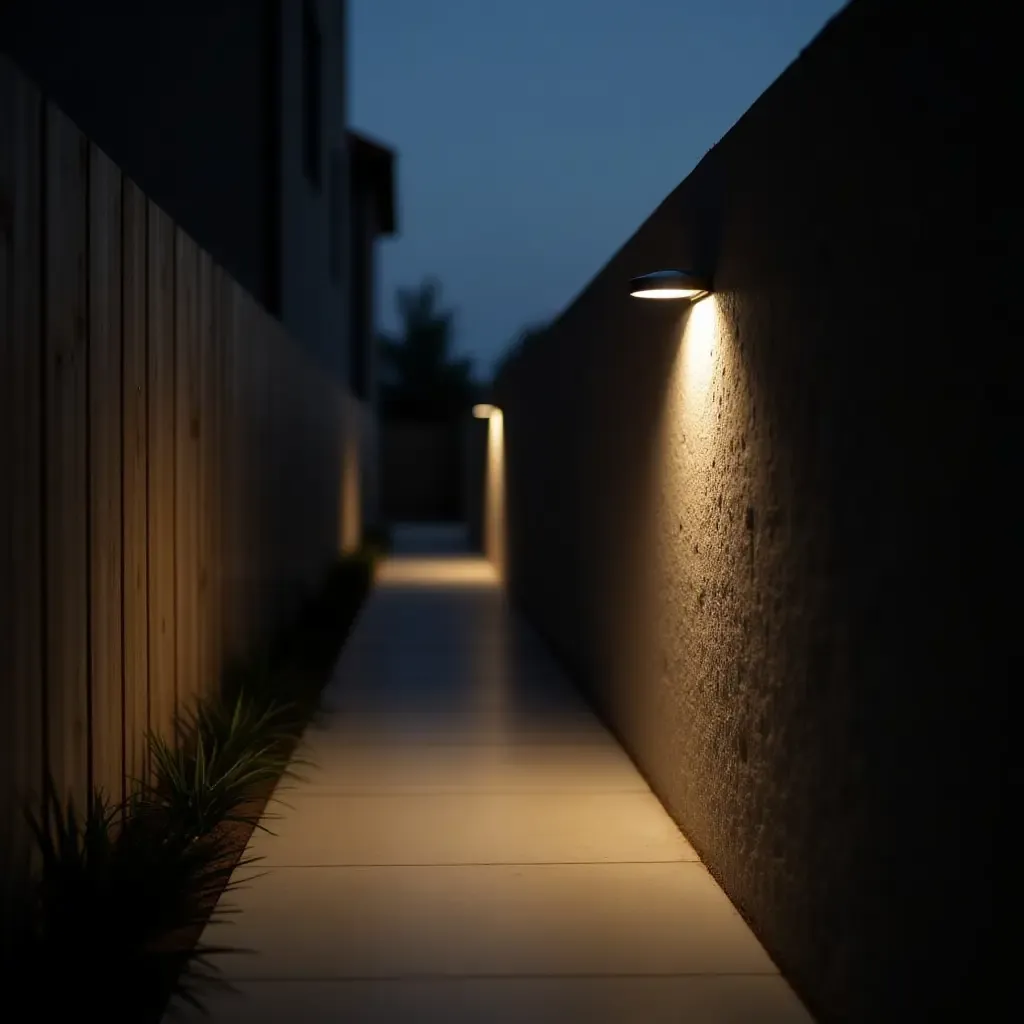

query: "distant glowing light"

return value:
[473, 403, 498, 419]
[629, 270, 711, 302]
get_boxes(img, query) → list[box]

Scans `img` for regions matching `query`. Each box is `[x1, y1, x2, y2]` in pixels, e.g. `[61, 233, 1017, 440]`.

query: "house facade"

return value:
[0, 0, 395, 534]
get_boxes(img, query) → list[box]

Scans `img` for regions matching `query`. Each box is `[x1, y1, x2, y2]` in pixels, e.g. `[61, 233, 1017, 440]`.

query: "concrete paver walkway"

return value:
[176, 549, 813, 1022]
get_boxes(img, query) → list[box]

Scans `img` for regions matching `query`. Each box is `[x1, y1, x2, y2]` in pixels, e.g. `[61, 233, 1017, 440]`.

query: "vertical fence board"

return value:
[261, 319, 276, 632]
[240, 292, 255, 642]
[206, 261, 224, 692]
[225, 286, 240, 655]
[219, 279, 236, 664]
[196, 250, 214, 698]
[0, 58, 44, 892]
[174, 229, 200, 713]
[122, 178, 149, 790]
[245, 292, 261, 647]
[252, 301, 265, 639]
[235, 282, 248, 660]
[223, 281, 246, 660]
[44, 104, 90, 807]
[213, 267, 230, 666]
[147, 202, 176, 745]
[88, 143, 124, 802]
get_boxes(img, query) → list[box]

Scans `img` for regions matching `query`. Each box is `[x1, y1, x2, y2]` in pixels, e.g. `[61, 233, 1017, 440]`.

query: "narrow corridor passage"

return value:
[177, 533, 813, 1022]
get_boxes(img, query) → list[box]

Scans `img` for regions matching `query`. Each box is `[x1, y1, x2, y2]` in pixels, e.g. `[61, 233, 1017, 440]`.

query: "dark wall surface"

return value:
[379, 419, 464, 523]
[462, 417, 488, 552]
[497, 1, 1015, 1021]
[1, 0, 278, 306]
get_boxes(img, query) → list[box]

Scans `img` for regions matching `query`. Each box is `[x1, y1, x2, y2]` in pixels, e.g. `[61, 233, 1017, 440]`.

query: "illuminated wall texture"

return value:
[496, 2, 1012, 1022]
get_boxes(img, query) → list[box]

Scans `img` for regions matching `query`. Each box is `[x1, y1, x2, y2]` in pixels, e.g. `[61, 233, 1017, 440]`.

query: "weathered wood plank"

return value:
[0, 56, 44, 891]
[248, 294, 272, 641]
[240, 289, 259, 651]
[221, 280, 245, 662]
[205, 259, 224, 696]
[88, 142, 124, 803]
[147, 201, 176, 747]
[175, 229, 201, 714]
[44, 103, 90, 807]
[213, 266, 232, 668]
[196, 249, 215, 699]
[122, 178, 149, 791]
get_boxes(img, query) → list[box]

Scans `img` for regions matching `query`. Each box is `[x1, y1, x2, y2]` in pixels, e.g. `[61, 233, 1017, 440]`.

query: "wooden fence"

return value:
[1, 58, 350, 879]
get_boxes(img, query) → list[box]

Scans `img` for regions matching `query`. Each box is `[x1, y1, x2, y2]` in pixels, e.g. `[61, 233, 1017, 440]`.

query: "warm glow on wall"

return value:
[473, 403, 498, 419]
[339, 399, 363, 554]
[648, 292, 736, 636]
[642, 293, 738, 750]
[484, 408, 506, 581]
[680, 294, 720, 405]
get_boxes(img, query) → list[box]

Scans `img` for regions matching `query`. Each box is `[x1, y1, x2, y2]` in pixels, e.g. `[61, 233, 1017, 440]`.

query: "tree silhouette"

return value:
[378, 278, 475, 419]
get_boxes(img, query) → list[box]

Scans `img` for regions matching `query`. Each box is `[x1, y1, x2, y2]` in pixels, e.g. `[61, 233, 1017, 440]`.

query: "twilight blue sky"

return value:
[349, 0, 846, 378]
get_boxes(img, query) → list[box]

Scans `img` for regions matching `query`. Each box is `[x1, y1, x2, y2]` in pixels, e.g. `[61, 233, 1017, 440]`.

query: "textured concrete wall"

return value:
[497, 2, 1014, 1021]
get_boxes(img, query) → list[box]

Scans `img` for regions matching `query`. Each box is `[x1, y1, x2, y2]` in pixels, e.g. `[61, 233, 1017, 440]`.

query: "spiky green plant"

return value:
[14, 778, 254, 1021]
[188, 689, 304, 763]
[148, 727, 284, 844]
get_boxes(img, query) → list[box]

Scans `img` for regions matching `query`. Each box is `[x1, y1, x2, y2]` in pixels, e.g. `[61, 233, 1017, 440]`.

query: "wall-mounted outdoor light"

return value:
[629, 269, 711, 301]
[473, 403, 499, 419]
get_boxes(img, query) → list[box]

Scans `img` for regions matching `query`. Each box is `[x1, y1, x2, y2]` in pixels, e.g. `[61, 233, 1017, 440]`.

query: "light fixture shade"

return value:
[629, 269, 711, 300]
[472, 403, 497, 419]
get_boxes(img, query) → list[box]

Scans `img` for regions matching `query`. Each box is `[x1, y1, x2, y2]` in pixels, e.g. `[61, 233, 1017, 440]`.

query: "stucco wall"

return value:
[497, 2, 1013, 1021]
[0, 0, 277, 305]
